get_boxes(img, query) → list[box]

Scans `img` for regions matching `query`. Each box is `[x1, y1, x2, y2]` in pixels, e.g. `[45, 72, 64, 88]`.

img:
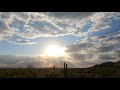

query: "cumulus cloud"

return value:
[98, 54, 116, 60]
[96, 45, 115, 53]
[0, 20, 13, 40]
[115, 49, 120, 58]
[44, 12, 95, 22]
[69, 53, 87, 60]
[0, 12, 120, 68]
[89, 12, 120, 33]
[66, 43, 88, 53]
[65, 28, 120, 67]
[4, 35, 37, 45]
[0, 12, 120, 44]
[9, 39, 36, 45]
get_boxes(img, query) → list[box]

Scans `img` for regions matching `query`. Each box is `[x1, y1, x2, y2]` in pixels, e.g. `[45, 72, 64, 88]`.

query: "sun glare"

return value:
[44, 45, 66, 57]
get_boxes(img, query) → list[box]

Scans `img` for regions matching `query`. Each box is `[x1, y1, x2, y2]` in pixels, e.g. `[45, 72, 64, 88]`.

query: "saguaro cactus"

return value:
[64, 62, 67, 78]
[64, 62, 65, 71]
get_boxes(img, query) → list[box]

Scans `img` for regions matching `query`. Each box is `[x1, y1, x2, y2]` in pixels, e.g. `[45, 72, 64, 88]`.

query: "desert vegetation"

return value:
[1, 61, 120, 78]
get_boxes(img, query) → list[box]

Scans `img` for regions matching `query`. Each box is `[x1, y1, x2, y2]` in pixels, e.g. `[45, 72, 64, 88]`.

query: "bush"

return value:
[46, 65, 59, 78]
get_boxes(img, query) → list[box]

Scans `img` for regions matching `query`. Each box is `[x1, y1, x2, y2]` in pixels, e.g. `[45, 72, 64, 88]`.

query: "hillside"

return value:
[70, 61, 120, 78]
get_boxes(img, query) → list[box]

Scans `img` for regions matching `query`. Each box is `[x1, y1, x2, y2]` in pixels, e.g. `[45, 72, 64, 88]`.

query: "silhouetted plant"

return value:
[46, 65, 59, 78]
[27, 64, 33, 69]
[64, 62, 67, 78]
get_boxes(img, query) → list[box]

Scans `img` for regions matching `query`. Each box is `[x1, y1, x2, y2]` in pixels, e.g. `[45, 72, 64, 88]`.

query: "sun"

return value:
[44, 44, 66, 57]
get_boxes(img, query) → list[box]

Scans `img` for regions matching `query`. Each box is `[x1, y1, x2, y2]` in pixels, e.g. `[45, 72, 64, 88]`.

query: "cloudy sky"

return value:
[0, 12, 120, 68]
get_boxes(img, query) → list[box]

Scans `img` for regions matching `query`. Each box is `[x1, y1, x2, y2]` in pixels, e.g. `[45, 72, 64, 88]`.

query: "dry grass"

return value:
[1, 61, 120, 78]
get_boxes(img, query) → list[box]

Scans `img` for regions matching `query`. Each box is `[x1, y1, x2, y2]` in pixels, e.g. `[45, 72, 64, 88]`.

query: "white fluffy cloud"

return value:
[65, 29, 120, 67]
[0, 12, 120, 44]
[0, 12, 120, 68]
[89, 12, 120, 33]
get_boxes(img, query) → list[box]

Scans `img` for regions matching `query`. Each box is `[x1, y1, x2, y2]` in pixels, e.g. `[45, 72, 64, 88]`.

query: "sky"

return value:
[0, 12, 120, 68]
